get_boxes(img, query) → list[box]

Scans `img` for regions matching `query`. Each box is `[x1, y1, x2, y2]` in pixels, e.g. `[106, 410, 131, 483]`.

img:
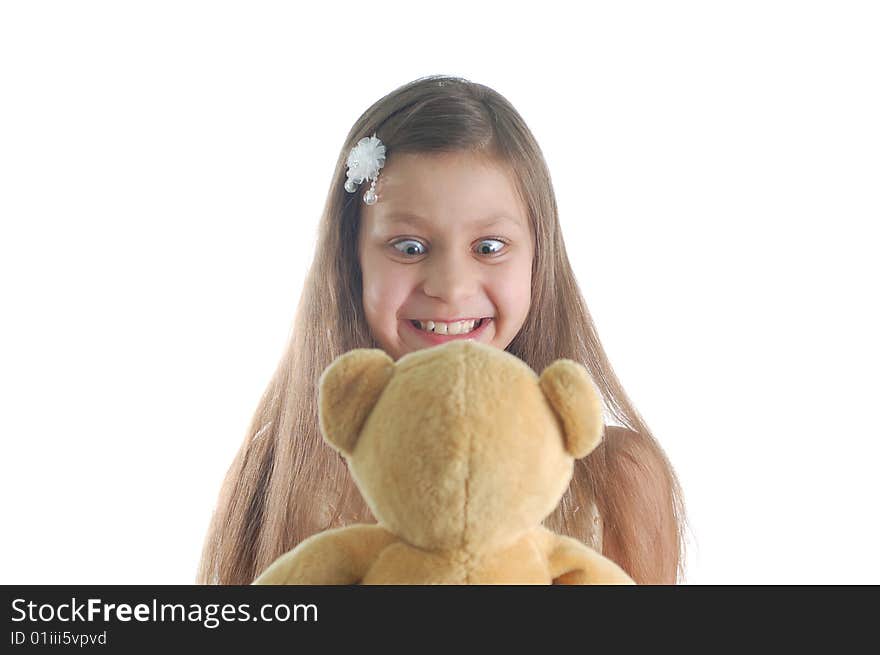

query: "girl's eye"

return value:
[475, 238, 506, 255]
[392, 239, 427, 257]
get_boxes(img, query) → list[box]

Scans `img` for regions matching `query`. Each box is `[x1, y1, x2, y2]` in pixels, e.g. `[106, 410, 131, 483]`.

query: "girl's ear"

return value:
[538, 359, 605, 458]
[318, 348, 396, 456]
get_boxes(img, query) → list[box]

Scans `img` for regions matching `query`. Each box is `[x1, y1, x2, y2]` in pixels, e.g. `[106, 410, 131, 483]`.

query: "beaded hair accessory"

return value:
[344, 133, 386, 205]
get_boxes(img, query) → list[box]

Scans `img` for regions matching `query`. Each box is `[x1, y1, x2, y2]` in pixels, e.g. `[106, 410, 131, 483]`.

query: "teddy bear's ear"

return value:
[318, 348, 396, 456]
[538, 359, 605, 458]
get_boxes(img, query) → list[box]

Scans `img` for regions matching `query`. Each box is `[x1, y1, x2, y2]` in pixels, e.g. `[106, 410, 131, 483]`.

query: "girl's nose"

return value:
[422, 252, 479, 305]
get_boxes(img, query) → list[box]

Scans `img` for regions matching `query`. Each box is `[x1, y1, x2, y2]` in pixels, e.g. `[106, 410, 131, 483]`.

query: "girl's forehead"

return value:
[366, 151, 527, 230]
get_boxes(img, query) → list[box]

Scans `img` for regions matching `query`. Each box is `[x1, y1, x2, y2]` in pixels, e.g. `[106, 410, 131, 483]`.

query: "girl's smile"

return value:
[402, 316, 493, 346]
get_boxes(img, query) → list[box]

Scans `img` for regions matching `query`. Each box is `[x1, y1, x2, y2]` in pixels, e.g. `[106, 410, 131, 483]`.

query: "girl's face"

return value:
[358, 150, 534, 361]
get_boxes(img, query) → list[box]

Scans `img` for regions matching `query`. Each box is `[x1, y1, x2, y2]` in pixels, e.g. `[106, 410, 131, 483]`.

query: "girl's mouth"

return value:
[404, 317, 492, 344]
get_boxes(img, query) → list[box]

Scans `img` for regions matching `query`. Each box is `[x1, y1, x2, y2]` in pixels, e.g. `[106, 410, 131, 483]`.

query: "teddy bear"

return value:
[253, 339, 635, 585]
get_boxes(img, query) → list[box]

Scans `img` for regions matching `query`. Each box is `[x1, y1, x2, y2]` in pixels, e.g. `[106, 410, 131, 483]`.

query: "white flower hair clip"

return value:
[344, 133, 386, 205]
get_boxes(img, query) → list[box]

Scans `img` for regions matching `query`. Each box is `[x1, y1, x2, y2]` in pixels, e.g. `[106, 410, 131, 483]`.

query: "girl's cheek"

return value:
[389, 268, 420, 298]
[496, 267, 530, 299]
[364, 258, 402, 301]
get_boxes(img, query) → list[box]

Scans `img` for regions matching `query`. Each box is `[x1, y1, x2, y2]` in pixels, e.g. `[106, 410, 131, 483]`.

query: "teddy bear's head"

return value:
[318, 340, 604, 553]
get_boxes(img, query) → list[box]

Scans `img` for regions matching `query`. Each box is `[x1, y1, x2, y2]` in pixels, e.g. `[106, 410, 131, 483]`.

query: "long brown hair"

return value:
[197, 74, 691, 585]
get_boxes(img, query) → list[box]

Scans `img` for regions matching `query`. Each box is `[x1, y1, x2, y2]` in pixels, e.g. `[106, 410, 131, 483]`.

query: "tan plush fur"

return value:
[253, 340, 635, 585]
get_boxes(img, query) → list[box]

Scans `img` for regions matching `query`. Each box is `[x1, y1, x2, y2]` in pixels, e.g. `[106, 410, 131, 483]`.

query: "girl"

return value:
[197, 74, 690, 585]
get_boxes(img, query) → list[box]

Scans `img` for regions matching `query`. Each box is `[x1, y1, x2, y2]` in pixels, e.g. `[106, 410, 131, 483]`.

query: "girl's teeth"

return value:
[413, 319, 480, 335]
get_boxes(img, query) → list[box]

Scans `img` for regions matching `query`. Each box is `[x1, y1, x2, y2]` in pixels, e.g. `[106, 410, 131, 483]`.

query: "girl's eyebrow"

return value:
[382, 212, 521, 229]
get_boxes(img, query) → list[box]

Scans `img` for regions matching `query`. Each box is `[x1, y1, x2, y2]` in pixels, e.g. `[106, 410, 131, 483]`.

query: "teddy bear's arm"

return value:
[252, 524, 398, 585]
[545, 533, 636, 585]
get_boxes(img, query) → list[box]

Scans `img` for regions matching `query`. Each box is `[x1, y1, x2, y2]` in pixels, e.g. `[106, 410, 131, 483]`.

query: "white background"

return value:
[1, 1, 877, 584]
